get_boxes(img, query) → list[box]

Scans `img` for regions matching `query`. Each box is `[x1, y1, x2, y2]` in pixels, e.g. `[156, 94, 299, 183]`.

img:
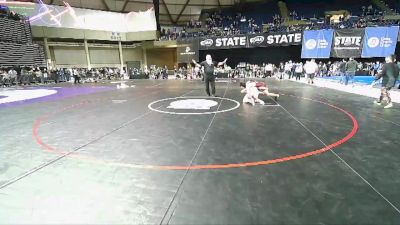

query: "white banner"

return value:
[6, 1, 156, 32]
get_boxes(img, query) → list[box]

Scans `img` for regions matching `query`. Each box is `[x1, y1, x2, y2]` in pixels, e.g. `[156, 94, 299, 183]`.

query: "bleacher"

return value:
[0, 17, 32, 44]
[285, 0, 374, 18]
[225, 1, 280, 25]
[285, 0, 329, 19]
[200, 1, 279, 33]
[0, 16, 44, 67]
[162, 0, 400, 40]
[33, 44, 46, 67]
[0, 41, 38, 67]
[383, 0, 400, 12]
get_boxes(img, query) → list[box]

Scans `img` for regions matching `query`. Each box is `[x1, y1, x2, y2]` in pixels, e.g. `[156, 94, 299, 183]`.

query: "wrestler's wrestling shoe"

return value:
[373, 100, 382, 105]
[256, 99, 265, 105]
[384, 102, 393, 109]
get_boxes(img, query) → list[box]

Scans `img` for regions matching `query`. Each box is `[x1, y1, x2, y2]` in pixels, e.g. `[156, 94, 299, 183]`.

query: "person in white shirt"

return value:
[194, 65, 200, 78]
[8, 69, 15, 83]
[35, 68, 42, 83]
[73, 68, 80, 84]
[43, 69, 48, 83]
[8, 68, 18, 84]
[294, 62, 303, 80]
[265, 63, 273, 77]
[304, 59, 319, 84]
[284, 61, 293, 79]
[0, 69, 8, 86]
[121, 69, 129, 80]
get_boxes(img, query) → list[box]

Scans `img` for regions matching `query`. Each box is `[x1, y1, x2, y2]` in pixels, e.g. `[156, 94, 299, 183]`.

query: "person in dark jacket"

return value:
[345, 58, 358, 86]
[374, 54, 399, 109]
[339, 59, 346, 84]
[192, 55, 227, 96]
[397, 61, 400, 89]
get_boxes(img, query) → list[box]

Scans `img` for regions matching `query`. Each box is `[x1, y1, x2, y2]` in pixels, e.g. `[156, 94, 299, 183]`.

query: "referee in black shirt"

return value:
[192, 55, 227, 96]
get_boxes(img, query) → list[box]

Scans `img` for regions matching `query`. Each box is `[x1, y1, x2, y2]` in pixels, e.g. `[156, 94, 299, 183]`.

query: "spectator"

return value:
[373, 54, 399, 108]
[345, 58, 358, 86]
[294, 62, 303, 80]
[304, 59, 319, 84]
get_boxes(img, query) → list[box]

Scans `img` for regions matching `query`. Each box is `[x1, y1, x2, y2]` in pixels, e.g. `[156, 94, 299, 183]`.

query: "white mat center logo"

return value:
[167, 99, 218, 110]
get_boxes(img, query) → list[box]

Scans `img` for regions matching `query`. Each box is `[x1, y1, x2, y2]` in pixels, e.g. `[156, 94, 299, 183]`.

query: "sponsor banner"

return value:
[331, 29, 365, 58]
[177, 39, 199, 63]
[301, 29, 334, 58]
[199, 32, 302, 50]
[199, 35, 248, 50]
[248, 32, 302, 47]
[361, 26, 399, 58]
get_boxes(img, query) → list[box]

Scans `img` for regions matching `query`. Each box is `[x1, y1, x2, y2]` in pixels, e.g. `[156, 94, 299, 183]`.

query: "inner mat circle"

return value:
[148, 96, 241, 115]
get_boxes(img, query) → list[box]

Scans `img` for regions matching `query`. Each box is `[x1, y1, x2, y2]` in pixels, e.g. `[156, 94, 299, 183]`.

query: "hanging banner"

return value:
[361, 26, 399, 58]
[301, 29, 334, 58]
[248, 32, 302, 48]
[198, 32, 302, 50]
[199, 35, 248, 50]
[177, 39, 199, 63]
[331, 29, 365, 58]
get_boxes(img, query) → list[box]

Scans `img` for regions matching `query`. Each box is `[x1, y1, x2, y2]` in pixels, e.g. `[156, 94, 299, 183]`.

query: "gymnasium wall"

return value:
[123, 48, 144, 65]
[146, 48, 177, 68]
[89, 48, 120, 65]
[52, 46, 87, 67]
[50, 45, 143, 68]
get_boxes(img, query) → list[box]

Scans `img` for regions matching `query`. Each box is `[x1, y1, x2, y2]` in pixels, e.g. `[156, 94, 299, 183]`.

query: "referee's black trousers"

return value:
[204, 76, 215, 96]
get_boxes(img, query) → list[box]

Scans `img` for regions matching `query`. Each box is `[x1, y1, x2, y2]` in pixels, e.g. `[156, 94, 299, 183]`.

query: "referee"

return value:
[192, 55, 227, 96]
[374, 54, 399, 109]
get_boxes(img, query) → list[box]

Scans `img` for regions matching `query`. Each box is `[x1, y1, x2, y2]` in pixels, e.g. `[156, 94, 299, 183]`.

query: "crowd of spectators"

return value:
[2, 60, 398, 86]
[227, 60, 384, 79]
[138, 65, 169, 79]
[0, 64, 205, 86]
[160, 4, 400, 40]
[0, 66, 129, 87]
[219, 59, 398, 88]
[132, 59, 400, 90]
[130, 65, 202, 80]
[160, 12, 261, 40]
[0, 5, 26, 21]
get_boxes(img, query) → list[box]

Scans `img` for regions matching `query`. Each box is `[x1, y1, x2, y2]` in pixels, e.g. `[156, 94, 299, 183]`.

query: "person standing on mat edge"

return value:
[345, 57, 358, 86]
[304, 59, 318, 84]
[374, 54, 399, 109]
[192, 55, 227, 96]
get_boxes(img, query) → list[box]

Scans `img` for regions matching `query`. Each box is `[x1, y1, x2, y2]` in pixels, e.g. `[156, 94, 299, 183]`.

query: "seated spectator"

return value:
[0, 5, 10, 17]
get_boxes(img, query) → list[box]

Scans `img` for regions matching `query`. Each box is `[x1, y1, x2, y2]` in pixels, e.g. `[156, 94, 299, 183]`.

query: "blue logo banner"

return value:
[362, 26, 399, 58]
[301, 29, 334, 58]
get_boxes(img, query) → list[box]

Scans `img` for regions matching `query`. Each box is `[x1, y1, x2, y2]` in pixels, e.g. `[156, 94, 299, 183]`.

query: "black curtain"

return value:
[199, 46, 302, 66]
